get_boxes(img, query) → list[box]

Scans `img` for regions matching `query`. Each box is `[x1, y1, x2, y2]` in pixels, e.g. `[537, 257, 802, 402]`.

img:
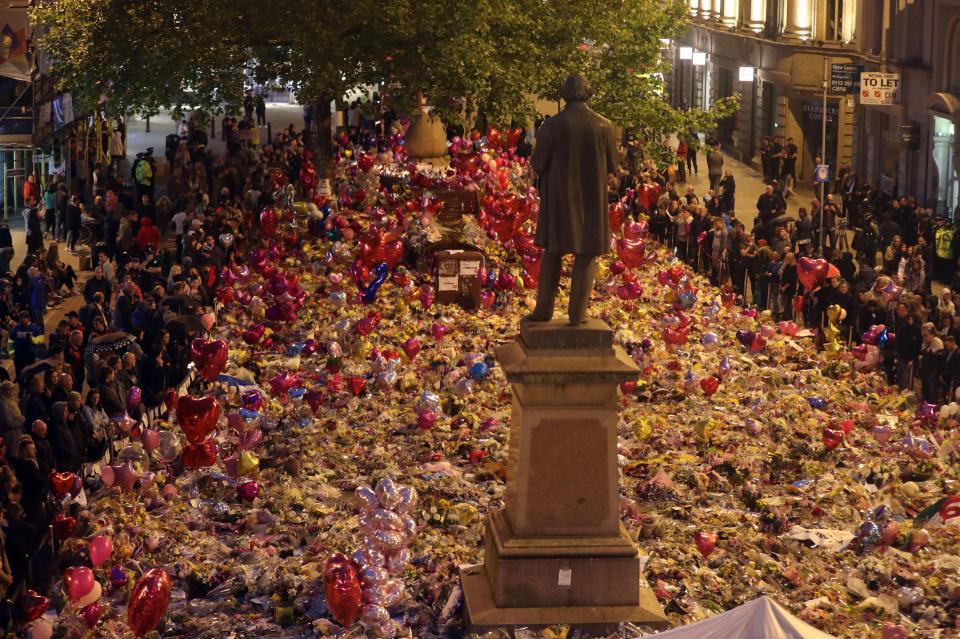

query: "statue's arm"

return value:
[531, 127, 552, 175]
[604, 124, 618, 176]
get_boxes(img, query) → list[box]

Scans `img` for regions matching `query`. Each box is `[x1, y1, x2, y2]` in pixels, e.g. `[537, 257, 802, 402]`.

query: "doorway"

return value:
[715, 68, 735, 147]
[933, 115, 958, 217]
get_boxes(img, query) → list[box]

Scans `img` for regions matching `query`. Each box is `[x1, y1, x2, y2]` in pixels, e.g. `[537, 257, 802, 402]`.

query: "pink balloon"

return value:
[26, 619, 53, 639]
[127, 386, 143, 410]
[64, 566, 96, 601]
[89, 535, 113, 567]
[141, 429, 160, 454]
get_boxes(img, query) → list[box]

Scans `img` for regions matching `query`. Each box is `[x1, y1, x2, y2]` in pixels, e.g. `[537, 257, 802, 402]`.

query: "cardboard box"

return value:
[435, 249, 484, 309]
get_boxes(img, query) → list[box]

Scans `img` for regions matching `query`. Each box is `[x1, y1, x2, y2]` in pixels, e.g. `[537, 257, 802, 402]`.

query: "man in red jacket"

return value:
[135, 218, 161, 253]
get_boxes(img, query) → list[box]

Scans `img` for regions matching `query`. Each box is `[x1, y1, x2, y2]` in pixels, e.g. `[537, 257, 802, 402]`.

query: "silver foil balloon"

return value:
[396, 487, 418, 514]
[371, 509, 404, 532]
[355, 485, 378, 513]
[375, 477, 401, 510]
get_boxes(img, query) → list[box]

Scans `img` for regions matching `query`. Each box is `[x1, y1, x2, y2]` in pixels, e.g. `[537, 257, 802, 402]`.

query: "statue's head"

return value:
[560, 74, 593, 103]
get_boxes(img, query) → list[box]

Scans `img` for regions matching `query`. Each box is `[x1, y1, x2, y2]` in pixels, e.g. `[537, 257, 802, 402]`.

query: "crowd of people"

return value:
[616, 132, 960, 407]
[0, 106, 319, 624]
[2, 99, 959, 629]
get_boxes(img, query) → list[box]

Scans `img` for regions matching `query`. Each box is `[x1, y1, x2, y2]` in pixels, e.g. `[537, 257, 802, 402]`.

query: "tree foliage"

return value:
[33, 0, 738, 155]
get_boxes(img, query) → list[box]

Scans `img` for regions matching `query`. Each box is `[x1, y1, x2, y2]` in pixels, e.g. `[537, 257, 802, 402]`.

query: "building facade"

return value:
[672, 0, 960, 216]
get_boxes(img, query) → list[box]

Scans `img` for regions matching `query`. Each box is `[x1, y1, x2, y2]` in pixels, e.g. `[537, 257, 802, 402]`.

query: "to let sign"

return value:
[860, 72, 900, 105]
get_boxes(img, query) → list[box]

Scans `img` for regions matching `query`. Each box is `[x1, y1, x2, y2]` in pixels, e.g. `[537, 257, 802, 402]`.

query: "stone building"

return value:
[672, 0, 960, 216]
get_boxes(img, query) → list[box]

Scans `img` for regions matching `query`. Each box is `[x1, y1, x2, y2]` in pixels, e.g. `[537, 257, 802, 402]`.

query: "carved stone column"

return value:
[783, 0, 813, 41]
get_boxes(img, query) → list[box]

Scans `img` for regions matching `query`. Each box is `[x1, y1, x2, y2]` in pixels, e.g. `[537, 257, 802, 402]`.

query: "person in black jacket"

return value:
[48, 396, 86, 473]
[895, 312, 923, 391]
[13, 435, 50, 521]
[941, 335, 960, 402]
[918, 322, 945, 403]
[21, 375, 49, 429]
[28, 420, 55, 477]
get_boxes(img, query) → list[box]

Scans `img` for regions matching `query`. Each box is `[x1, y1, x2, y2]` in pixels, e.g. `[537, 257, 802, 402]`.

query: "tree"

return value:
[531, 0, 739, 166]
[33, 0, 737, 164]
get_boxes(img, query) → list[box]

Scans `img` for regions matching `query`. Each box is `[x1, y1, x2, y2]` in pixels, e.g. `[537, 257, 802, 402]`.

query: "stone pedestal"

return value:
[461, 319, 666, 634]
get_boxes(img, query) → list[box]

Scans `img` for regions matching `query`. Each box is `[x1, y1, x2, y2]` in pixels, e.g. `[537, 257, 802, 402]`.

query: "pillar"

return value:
[711, 0, 722, 21]
[460, 320, 666, 634]
[699, 0, 711, 20]
[722, 0, 738, 27]
[783, 0, 813, 41]
[742, 0, 765, 32]
[689, 0, 699, 17]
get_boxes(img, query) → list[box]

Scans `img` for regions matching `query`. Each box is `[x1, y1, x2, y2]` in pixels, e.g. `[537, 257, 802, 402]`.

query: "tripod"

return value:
[836, 220, 850, 252]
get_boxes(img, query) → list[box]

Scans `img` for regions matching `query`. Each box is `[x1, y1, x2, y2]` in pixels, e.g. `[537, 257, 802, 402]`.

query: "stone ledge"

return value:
[520, 318, 614, 351]
[460, 564, 667, 633]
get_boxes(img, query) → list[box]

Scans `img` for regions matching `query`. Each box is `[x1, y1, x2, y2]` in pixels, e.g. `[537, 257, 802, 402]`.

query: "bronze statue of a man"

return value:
[526, 74, 618, 326]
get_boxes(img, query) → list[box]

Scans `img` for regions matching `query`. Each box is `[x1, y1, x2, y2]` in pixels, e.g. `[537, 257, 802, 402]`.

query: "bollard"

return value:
[267, 122, 272, 144]
[145, 116, 150, 133]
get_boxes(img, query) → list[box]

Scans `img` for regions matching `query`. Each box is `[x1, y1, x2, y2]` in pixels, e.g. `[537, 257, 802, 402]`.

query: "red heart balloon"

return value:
[694, 530, 718, 558]
[243, 324, 265, 345]
[49, 470, 78, 498]
[259, 207, 279, 238]
[53, 513, 77, 542]
[699, 375, 720, 398]
[822, 427, 844, 451]
[608, 202, 624, 233]
[20, 589, 48, 622]
[358, 229, 403, 269]
[127, 569, 172, 637]
[191, 338, 228, 383]
[305, 388, 326, 413]
[402, 338, 422, 360]
[354, 312, 381, 337]
[662, 327, 689, 346]
[615, 238, 646, 269]
[431, 322, 451, 341]
[797, 257, 829, 291]
[324, 553, 363, 626]
[163, 389, 178, 412]
[80, 602, 105, 629]
[637, 182, 661, 212]
[347, 375, 367, 396]
[269, 372, 299, 397]
[176, 395, 221, 444]
[180, 439, 219, 469]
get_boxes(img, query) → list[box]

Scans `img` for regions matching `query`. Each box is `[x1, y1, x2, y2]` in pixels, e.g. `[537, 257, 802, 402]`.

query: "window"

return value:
[765, 0, 785, 38]
[825, 0, 841, 40]
[824, 0, 855, 42]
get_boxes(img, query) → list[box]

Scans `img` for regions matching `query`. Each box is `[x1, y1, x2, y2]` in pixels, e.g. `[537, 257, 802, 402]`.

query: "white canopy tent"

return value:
[646, 596, 837, 639]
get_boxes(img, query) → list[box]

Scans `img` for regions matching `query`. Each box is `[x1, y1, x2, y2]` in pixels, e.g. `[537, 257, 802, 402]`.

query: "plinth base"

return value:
[460, 564, 667, 636]
[485, 509, 641, 607]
